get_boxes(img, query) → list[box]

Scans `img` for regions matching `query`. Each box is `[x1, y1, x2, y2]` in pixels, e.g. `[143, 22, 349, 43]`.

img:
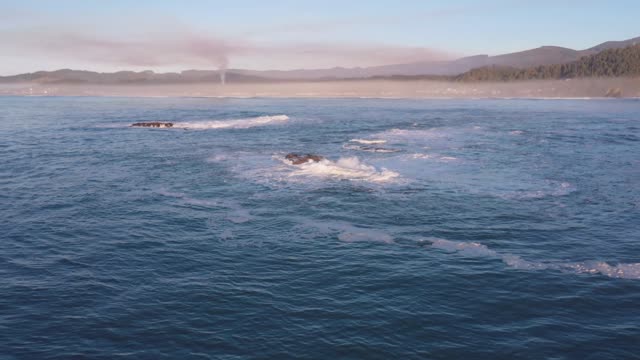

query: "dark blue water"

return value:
[1, 97, 639, 359]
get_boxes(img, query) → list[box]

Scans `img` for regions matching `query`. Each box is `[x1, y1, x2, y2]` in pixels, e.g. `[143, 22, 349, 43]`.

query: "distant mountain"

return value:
[586, 36, 640, 53]
[0, 69, 270, 85]
[489, 46, 581, 68]
[237, 36, 640, 79]
[231, 55, 495, 79]
[2, 36, 639, 84]
[455, 44, 640, 82]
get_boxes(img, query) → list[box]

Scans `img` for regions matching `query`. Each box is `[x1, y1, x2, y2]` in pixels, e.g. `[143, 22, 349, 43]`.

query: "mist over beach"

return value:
[2, 77, 639, 98]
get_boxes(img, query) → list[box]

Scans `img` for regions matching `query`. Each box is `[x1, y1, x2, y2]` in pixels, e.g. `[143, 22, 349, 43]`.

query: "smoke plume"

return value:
[1, 27, 238, 72]
[1, 24, 451, 73]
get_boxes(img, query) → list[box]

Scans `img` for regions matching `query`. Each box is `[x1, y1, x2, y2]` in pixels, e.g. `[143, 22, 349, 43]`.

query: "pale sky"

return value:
[0, 0, 638, 75]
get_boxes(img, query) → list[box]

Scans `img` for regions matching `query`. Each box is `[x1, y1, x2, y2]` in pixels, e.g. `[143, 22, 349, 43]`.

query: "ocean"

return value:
[1, 96, 639, 359]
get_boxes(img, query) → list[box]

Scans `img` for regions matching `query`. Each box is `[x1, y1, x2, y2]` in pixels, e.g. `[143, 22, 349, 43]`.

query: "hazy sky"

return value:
[1, 0, 638, 74]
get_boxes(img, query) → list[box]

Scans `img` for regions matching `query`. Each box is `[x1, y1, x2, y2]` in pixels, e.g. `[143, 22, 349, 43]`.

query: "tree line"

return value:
[455, 44, 640, 82]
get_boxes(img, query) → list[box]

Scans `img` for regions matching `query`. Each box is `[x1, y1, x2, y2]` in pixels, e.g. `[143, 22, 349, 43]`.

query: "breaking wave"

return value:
[350, 139, 387, 145]
[429, 238, 640, 279]
[285, 156, 400, 183]
[173, 115, 289, 130]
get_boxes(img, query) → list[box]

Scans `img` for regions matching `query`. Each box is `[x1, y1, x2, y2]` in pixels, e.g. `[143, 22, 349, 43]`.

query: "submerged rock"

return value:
[359, 146, 400, 153]
[285, 153, 325, 165]
[343, 144, 400, 153]
[131, 122, 174, 128]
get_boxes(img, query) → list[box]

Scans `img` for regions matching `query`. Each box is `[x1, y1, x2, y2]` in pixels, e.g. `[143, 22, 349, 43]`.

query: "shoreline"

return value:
[1, 94, 638, 101]
[1, 78, 639, 99]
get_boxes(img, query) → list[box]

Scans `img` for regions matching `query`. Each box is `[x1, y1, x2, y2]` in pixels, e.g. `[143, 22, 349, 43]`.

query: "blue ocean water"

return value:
[1, 96, 639, 359]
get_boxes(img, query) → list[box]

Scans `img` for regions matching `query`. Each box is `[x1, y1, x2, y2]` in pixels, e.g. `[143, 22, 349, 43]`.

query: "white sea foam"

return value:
[439, 156, 458, 161]
[566, 261, 640, 279]
[510, 130, 524, 135]
[183, 197, 221, 207]
[374, 126, 487, 147]
[157, 189, 186, 198]
[225, 208, 252, 224]
[293, 219, 394, 244]
[207, 154, 231, 162]
[409, 153, 458, 162]
[337, 226, 394, 244]
[410, 153, 435, 160]
[379, 128, 445, 140]
[501, 181, 576, 200]
[220, 229, 234, 240]
[350, 139, 387, 145]
[429, 238, 640, 279]
[430, 239, 498, 257]
[173, 115, 289, 130]
[286, 156, 400, 183]
[343, 144, 400, 153]
[368, 148, 400, 153]
[371, 127, 475, 155]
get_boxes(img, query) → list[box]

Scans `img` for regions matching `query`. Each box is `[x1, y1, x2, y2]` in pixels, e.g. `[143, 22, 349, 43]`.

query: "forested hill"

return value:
[456, 44, 640, 81]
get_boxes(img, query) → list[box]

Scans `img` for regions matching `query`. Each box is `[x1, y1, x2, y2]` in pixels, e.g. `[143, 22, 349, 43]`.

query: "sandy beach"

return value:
[2, 77, 639, 99]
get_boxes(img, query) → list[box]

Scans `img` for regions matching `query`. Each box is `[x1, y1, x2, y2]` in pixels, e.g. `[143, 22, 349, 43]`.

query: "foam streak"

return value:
[174, 115, 289, 130]
[429, 238, 640, 279]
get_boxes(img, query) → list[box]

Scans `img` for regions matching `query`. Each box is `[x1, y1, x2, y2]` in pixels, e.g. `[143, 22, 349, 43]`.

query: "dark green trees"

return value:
[456, 44, 640, 81]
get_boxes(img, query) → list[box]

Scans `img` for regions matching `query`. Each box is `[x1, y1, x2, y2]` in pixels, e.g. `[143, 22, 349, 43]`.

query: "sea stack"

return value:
[285, 153, 325, 165]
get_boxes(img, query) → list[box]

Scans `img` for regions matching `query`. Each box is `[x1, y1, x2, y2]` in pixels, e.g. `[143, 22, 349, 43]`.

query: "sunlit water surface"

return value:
[1, 97, 639, 359]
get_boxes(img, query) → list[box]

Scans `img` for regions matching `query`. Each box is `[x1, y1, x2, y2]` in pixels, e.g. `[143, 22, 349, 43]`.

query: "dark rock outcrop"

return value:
[285, 153, 324, 165]
[130, 122, 174, 128]
[359, 146, 400, 153]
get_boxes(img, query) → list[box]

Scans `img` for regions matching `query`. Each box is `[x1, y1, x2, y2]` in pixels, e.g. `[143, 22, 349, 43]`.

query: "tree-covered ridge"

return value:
[456, 44, 640, 81]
